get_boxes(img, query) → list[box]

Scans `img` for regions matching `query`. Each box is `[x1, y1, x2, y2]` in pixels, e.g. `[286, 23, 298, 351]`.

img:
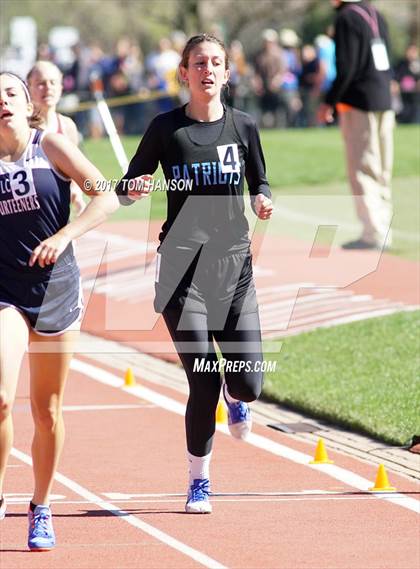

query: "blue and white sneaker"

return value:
[28, 505, 55, 551]
[0, 496, 6, 520]
[223, 383, 252, 440]
[185, 478, 212, 514]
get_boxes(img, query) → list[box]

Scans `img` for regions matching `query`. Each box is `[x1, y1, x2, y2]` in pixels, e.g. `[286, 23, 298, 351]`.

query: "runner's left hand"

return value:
[29, 233, 71, 268]
[255, 194, 273, 220]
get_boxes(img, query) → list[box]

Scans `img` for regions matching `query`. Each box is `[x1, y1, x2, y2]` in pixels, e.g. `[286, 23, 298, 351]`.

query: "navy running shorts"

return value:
[0, 260, 82, 335]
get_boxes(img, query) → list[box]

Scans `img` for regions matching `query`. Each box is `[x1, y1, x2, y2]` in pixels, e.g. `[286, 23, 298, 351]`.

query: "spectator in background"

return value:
[298, 44, 320, 127]
[62, 44, 80, 95]
[146, 37, 181, 113]
[62, 43, 100, 138]
[394, 44, 420, 124]
[117, 39, 145, 93]
[117, 39, 149, 134]
[86, 43, 108, 138]
[314, 33, 336, 97]
[171, 30, 188, 57]
[254, 29, 285, 127]
[278, 28, 302, 127]
[36, 43, 53, 62]
[108, 70, 131, 134]
[319, 0, 394, 250]
[226, 40, 255, 113]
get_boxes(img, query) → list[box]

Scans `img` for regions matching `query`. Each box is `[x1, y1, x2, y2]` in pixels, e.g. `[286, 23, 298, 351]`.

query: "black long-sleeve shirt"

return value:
[325, 1, 392, 111]
[116, 105, 271, 249]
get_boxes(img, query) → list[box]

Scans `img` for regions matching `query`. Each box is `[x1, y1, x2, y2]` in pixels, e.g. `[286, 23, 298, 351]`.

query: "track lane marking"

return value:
[6, 495, 410, 505]
[71, 358, 420, 515]
[10, 448, 226, 569]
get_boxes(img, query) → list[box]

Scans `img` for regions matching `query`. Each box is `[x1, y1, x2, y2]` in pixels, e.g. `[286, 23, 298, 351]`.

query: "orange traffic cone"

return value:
[310, 438, 334, 464]
[124, 367, 136, 387]
[215, 401, 228, 424]
[369, 464, 396, 492]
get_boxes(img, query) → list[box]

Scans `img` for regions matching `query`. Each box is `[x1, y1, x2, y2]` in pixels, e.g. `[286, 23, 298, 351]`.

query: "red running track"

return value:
[2, 352, 419, 569]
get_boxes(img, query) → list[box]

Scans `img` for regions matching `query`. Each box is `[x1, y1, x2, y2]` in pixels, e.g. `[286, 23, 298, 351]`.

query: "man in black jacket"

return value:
[319, 0, 394, 250]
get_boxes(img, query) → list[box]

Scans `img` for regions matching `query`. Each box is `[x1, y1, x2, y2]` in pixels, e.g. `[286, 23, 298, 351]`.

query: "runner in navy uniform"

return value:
[27, 61, 86, 215]
[117, 34, 273, 514]
[0, 72, 119, 549]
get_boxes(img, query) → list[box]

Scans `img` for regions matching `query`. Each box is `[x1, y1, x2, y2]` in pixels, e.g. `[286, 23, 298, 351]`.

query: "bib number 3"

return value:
[11, 170, 36, 199]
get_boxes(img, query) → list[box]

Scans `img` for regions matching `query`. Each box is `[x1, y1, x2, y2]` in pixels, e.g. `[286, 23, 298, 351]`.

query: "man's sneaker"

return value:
[0, 496, 6, 520]
[28, 505, 55, 551]
[185, 479, 212, 514]
[223, 383, 252, 440]
[342, 238, 384, 250]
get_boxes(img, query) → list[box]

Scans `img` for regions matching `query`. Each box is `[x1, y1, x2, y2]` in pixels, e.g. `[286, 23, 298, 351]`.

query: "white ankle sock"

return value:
[187, 451, 212, 484]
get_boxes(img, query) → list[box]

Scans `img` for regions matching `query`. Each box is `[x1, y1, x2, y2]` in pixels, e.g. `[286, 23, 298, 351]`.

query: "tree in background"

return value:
[1, 0, 416, 61]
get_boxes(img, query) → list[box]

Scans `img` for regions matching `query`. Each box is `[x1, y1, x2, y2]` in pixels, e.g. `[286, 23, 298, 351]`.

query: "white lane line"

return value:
[104, 490, 333, 499]
[62, 404, 155, 412]
[71, 359, 186, 415]
[262, 306, 417, 338]
[259, 291, 356, 314]
[71, 358, 420, 516]
[260, 299, 397, 327]
[279, 302, 407, 327]
[5, 496, 407, 505]
[10, 448, 226, 569]
[5, 493, 66, 502]
[13, 404, 154, 413]
[76, 231, 158, 270]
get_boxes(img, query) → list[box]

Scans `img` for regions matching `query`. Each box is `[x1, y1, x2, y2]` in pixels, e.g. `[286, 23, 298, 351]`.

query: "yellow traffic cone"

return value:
[215, 401, 228, 424]
[124, 367, 136, 387]
[310, 438, 334, 464]
[369, 464, 396, 492]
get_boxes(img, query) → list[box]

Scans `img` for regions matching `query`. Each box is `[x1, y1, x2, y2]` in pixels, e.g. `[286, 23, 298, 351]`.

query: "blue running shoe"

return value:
[0, 496, 6, 520]
[28, 505, 55, 551]
[223, 383, 252, 440]
[185, 479, 212, 514]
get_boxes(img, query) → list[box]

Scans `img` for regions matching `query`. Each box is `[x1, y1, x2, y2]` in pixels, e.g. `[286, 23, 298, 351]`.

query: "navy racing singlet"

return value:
[0, 129, 75, 279]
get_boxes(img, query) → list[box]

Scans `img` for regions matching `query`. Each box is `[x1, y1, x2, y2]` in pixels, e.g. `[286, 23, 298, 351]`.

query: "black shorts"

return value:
[0, 261, 82, 335]
[154, 243, 258, 328]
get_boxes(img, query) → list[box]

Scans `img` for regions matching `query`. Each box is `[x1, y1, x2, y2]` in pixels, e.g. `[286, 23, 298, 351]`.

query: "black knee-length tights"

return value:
[163, 308, 264, 456]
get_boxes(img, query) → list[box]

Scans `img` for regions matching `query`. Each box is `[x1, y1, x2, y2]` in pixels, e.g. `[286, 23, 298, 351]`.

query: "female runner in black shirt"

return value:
[117, 34, 273, 513]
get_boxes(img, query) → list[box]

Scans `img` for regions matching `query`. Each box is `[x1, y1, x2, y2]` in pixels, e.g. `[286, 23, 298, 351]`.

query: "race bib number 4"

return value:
[371, 39, 390, 71]
[217, 144, 240, 174]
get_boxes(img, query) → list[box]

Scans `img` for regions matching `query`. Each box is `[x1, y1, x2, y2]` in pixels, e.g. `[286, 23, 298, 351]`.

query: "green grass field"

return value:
[82, 124, 419, 446]
[264, 311, 420, 446]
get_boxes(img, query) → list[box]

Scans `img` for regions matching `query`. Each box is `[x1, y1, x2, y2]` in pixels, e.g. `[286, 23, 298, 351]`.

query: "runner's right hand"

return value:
[127, 175, 153, 200]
